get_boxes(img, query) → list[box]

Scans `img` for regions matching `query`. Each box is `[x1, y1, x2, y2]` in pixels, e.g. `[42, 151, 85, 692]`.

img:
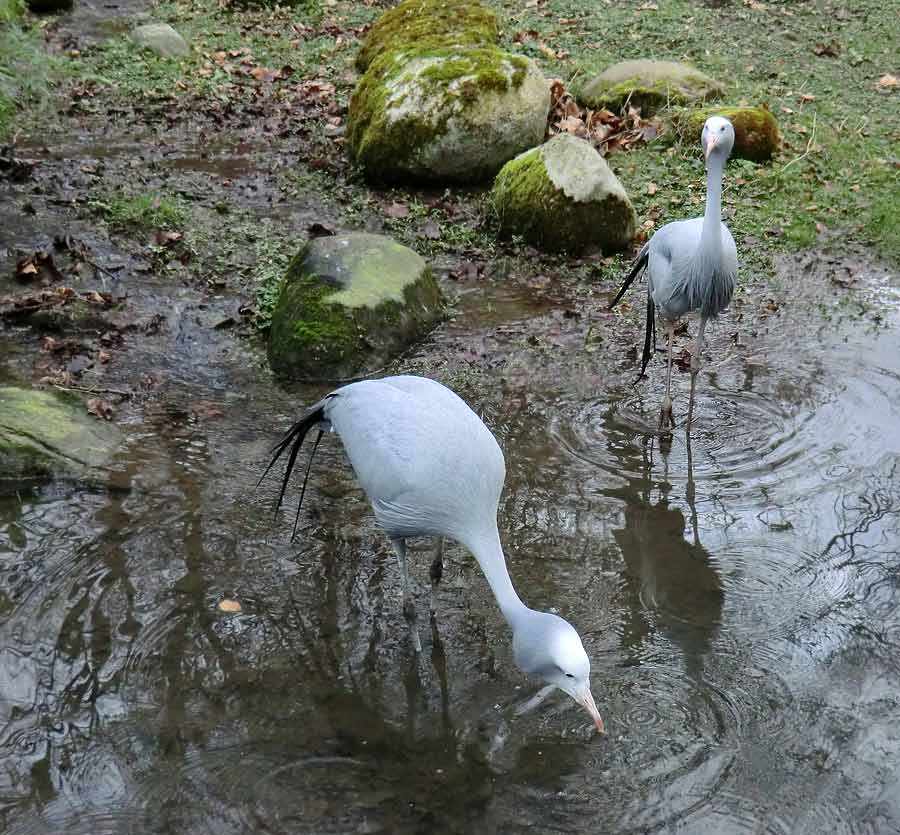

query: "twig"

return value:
[779, 111, 817, 175]
[52, 384, 133, 398]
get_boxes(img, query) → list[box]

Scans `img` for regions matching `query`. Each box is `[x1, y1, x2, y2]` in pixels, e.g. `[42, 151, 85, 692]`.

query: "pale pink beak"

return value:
[704, 134, 718, 160]
[575, 686, 605, 735]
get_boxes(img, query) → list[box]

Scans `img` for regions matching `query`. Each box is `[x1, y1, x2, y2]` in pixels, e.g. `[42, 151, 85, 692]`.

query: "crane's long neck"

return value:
[698, 154, 725, 261]
[465, 527, 529, 628]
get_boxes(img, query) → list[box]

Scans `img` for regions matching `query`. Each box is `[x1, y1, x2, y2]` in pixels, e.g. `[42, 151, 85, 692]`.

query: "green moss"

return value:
[90, 192, 188, 230]
[355, 0, 499, 71]
[348, 46, 533, 184]
[267, 236, 444, 379]
[577, 61, 724, 115]
[491, 144, 635, 253]
[0, 386, 122, 480]
[676, 106, 780, 162]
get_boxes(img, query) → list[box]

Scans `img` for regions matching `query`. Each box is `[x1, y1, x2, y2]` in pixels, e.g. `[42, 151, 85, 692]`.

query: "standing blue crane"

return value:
[610, 116, 738, 429]
[262, 375, 605, 734]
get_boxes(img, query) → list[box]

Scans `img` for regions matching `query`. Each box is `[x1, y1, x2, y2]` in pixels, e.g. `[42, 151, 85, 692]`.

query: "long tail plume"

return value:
[634, 291, 656, 385]
[257, 395, 336, 537]
[608, 242, 649, 310]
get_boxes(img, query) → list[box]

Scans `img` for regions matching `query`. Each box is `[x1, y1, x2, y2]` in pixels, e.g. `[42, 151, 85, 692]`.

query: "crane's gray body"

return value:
[323, 375, 504, 549]
[648, 216, 738, 321]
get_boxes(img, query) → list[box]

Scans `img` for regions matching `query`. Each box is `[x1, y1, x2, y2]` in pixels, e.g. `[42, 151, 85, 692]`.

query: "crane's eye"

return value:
[565, 673, 575, 679]
[720, 126, 725, 132]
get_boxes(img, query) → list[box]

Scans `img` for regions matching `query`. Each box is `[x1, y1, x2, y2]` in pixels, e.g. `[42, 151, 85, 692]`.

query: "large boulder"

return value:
[580, 59, 724, 115]
[347, 46, 550, 184]
[491, 133, 637, 253]
[356, 0, 499, 72]
[0, 386, 123, 482]
[268, 233, 444, 380]
[676, 106, 780, 162]
[131, 23, 190, 59]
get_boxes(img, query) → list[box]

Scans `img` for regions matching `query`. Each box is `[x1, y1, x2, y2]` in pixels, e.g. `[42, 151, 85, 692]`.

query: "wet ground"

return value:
[3, 1, 900, 831]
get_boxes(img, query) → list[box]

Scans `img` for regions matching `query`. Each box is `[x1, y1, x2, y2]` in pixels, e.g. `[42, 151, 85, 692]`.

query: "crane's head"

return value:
[513, 610, 605, 734]
[701, 116, 735, 163]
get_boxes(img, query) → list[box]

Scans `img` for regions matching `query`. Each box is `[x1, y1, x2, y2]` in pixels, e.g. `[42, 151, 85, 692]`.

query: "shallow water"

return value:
[2, 256, 900, 834]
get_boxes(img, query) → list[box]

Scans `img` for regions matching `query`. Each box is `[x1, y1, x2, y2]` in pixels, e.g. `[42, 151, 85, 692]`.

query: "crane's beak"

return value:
[574, 685, 605, 735]
[704, 134, 718, 160]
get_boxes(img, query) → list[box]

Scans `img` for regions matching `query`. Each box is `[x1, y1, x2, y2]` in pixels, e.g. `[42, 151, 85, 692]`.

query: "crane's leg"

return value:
[391, 538, 421, 653]
[659, 322, 675, 429]
[429, 536, 444, 622]
[687, 316, 708, 431]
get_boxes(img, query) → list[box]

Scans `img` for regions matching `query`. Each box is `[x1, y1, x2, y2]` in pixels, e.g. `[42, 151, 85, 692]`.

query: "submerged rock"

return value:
[347, 46, 550, 184]
[268, 233, 443, 379]
[355, 0, 499, 72]
[491, 133, 637, 253]
[0, 386, 123, 482]
[677, 106, 780, 162]
[580, 59, 724, 115]
[131, 23, 190, 59]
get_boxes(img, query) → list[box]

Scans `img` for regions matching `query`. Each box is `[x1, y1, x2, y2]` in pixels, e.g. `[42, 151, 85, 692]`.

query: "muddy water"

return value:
[2, 255, 900, 834]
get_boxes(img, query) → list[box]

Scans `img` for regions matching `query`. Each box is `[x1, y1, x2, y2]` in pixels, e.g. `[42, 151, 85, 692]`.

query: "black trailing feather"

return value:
[258, 394, 337, 537]
[608, 243, 649, 310]
[636, 291, 656, 384]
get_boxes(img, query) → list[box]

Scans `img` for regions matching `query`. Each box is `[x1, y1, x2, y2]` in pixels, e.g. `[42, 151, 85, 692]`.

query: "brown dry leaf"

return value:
[798, 93, 817, 102]
[647, 182, 658, 195]
[87, 398, 115, 421]
[218, 598, 242, 613]
[191, 401, 225, 420]
[876, 74, 898, 89]
[538, 42, 557, 60]
[557, 115, 586, 134]
[637, 1, 659, 9]
[155, 229, 184, 247]
[813, 40, 840, 57]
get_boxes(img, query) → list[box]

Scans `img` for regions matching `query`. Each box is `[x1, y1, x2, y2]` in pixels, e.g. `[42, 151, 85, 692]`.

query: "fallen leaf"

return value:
[418, 219, 441, 240]
[218, 598, 242, 613]
[813, 40, 840, 58]
[87, 398, 115, 420]
[647, 182, 658, 195]
[798, 93, 816, 102]
[876, 74, 898, 89]
[307, 222, 334, 238]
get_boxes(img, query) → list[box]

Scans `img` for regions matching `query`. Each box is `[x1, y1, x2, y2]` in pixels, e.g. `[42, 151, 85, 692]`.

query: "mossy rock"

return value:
[268, 233, 444, 380]
[579, 59, 724, 115]
[356, 0, 499, 72]
[347, 46, 550, 185]
[675, 106, 780, 162]
[131, 23, 190, 59]
[491, 133, 637, 254]
[0, 386, 123, 482]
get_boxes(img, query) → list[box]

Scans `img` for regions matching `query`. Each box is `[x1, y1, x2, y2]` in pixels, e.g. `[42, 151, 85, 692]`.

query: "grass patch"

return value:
[0, 0, 63, 139]
[494, 0, 900, 265]
[90, 193, 188, 230]
[249, 221, 301, 333]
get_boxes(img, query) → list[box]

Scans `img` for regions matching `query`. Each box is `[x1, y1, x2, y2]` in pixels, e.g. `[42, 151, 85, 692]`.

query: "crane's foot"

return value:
[658, 396, 675, 431]
[429, 539, 444, 623]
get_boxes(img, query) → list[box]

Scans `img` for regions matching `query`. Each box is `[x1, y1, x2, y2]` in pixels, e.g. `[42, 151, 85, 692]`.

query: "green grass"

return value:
[494, 0, 900, 266]
[250, 222, 299, 332]
[0, 0, 63, 139]
[90, 193, 188, 230]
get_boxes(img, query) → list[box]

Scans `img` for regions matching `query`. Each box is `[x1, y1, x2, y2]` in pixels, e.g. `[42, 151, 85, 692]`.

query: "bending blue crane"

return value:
[262, 375, 605, 733]
[611, 116, 738, 429]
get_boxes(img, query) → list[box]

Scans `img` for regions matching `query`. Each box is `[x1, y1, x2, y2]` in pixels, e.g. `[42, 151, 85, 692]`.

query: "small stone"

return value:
[218, 599, 242, 613]
[267, 232, 444, 379]
[491, 134, 637, 254]
[579, 59, 724, 115]
[131, 23, 190, 59]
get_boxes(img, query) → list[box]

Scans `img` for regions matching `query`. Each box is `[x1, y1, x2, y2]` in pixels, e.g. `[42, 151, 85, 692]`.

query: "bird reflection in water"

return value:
[613, 433, 723, 681]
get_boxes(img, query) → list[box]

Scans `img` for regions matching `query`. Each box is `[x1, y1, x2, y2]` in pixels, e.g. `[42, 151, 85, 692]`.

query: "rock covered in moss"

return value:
[268, 233, 444, 380]
[678, 106, 780, 162]
[491, 134, 637, 253]
[580, 59, 723, 115]
[131, 23, 190, 59]
[348, 46, 550, 184]
[356, 0, 499, 72]
[0, 386, 123, 482]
